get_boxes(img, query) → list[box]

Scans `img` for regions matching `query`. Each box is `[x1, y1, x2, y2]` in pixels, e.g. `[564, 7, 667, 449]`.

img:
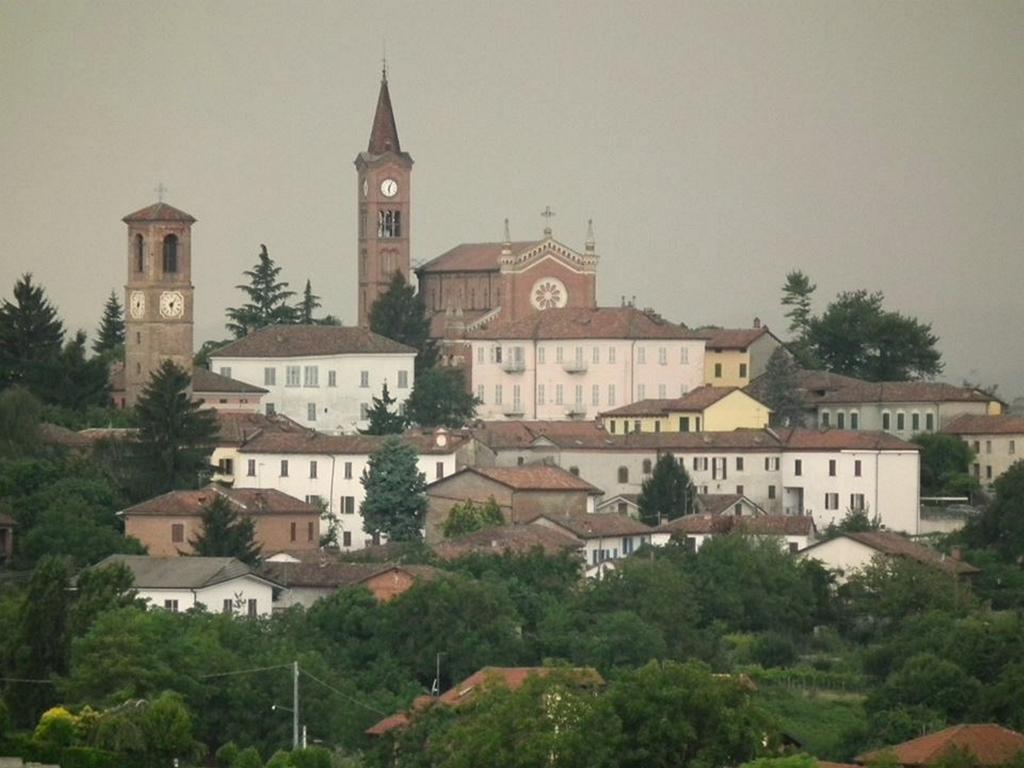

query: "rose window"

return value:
[531, 278, 568, 310]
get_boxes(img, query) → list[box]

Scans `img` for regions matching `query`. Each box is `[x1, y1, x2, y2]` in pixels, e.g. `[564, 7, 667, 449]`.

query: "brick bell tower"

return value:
[122, 200, 196, 406]
[355, 67, 413, 327]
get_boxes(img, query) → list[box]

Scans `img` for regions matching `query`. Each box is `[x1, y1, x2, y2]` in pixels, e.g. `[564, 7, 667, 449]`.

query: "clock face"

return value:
[362, 178, 368, 197]
[129, 291, 146, 319]
[159, 291, 184, 319]
[380, 178, 398, 198]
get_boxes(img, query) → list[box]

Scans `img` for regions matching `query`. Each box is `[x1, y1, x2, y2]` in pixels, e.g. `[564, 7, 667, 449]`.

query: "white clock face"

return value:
[129, 291, 146, 319]
[380, 178, 398, 197]
[159, 291, 184, 319]
[362, 178, 368, 197]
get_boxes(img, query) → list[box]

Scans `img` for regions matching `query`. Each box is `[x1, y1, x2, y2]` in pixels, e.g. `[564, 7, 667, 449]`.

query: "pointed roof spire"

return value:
[367, 70, 401, 154]
[585, 219, 595, 252]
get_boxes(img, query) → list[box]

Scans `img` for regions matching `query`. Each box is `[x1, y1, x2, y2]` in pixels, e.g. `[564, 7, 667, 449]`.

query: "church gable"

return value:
[499, 239, 597, 276]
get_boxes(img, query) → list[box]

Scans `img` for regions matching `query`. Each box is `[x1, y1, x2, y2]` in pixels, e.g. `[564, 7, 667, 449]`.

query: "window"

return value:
[739, 362, 748, 379]
[768, 485, 776, 499]
[328, 370, 336, 387]
[280, 460, 289, 477]
[537, 347, 545, 364]
[658, 384, 666, 399]
[925, 413, 934, 431]
[537, 384, 545, 406]
[135, 233, 144, 272]
[265, 402, 276, 416]
[286, 366, 300, 387]
[618, 466, 629, 483]
[828, 459, 836, 477]
[821, 411, 831, 428]
[736, 485, 744, 496]
[912, 412, 920, 432]
[342, 496, 355, 515]
[896, 412, 906, 431]
[986, 440, 992, 454]
[223, 599, 233, 615]
[825, 493, 839, 510]
[304, 494, 320, 506]
[308, 522, 315, 541]
[247, 599, 257, 618]
[477, 346, 485, 364]
[555, 385, 564, 405]
[623, 536, 634, 555]
[513, 384, 522, 412]
[162, 234, 178, 273]
[307, 403, 317, 421]
[477, 385, 485, 403]
[679, 416, 690, 432]
[855, 459, 862, 477]
[609, 420, 616, 433]
[1011, 440, 1016, 455]
[836, 412, 845, 429]
[592, 346, 600, 364]
[164, 599, 179, 612]
[495, 384, 503, 405]
[608, 384, 616, 406]
[360, 371, 369, 388]
[592, 384, 600, 407]
[398, 370, 409, 389]
[736, 457, 744, 471]
[637, 347, 646, 364]
[654, 421, 661, 433]
[850, 493, 866, 511]
[309, 460, 318, 479]
[171, 523, 184, 543]
[436, 461, 444, 480]
[378, 209, 401, 238]
[574, 385, 583, 408]
[290, 522, 297, 542]
[343, 531, 352, 547]
[360, 402, 369, 420]
[637, 384, 646, 400]
[247, 459, 256, 477]
[642, 459, 652, 474]
[344, 461, 353, 479]
[794, 459, 802, 476]
[714, 362, 722, 378]
[574, 346, 584, 365]
[712, 457, 727, 480]
[608, 347, 616, 364]
[555, 347, 563, 363]
[219, 366, 232, 379]
[218, 457, 234, 475]
[634, 420, 641, 433]
[972, 440, 981, 453]
[882, 412, 891, 430]
[850, 411, 859, 430]
[986, 465, 993, 480]
[264, 367, 276, 386]
[789, 542, 799, 554]
[304, 366, 318, 387]
[658, 347, 667, 365]
[680, 347, 689, 364]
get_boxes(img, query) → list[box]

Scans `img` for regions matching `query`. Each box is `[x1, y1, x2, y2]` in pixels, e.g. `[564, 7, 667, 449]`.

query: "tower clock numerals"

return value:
[159, 291, 184, 318]
[129, 291, 146, 319]
[380, 178, 398, 197]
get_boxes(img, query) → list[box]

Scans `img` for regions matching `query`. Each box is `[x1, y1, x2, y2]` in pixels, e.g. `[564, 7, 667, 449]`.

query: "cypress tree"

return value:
[637, 453, 694, 526]
[360, 437, 428, 543]
[93, 290, 125, 358]
[368, 271, 437, 372]
[360, 382, 408, 435]
[189, 493, 261, 565]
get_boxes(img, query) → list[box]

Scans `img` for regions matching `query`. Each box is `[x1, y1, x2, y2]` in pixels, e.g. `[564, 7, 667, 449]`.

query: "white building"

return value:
[210, 325, 416, 434]
[796, 531, 979, 583]
[89, 555, 279, 617]
[651, 513, 816, 553]
[532, 513, 653, 576]
[230, 428, 478, 550]
[468, 307, 705, 422]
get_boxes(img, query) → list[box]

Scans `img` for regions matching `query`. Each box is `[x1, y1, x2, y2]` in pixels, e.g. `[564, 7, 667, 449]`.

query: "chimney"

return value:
[951, 547, 962, 561]
[753, 316, 761, 329]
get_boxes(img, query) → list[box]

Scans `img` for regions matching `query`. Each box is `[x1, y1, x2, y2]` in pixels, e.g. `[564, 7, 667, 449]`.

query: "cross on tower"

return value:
[154, 182, 167, 202]
[540, 205, 555, 236]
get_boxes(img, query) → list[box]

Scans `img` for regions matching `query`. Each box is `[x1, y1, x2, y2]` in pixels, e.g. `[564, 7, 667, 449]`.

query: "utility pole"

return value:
[292, 661, 300, 750]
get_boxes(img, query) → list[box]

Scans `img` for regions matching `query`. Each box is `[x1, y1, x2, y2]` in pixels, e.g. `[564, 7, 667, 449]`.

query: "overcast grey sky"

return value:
[2, 0, 1022, 398]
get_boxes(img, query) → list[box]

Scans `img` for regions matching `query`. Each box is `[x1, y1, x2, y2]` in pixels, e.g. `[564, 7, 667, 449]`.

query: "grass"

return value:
[757, 683, 869, 762]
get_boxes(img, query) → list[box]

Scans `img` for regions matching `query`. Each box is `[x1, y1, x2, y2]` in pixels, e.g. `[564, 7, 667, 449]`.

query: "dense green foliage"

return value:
[367, 272, 436, 373]
[360, 438, 428, 542]
[189, 493, 262, 564]
[92, 291, 125, 360]
[226, 245, 299, 337]
[359, 383, 407, 435]
[441, 498, 504, 538]
[405, 368, 478, 428]
[962, 460, 1024, 560]
[912, 433, 978, 496]
[637, 452, 694, 525]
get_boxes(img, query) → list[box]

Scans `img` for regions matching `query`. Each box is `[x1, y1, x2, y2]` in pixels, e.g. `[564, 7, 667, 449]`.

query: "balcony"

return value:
[503, 406, 525, 418]
[501, 359, 526, 374]
[566, 406, 588, 420]
[562, 359, 588, 374]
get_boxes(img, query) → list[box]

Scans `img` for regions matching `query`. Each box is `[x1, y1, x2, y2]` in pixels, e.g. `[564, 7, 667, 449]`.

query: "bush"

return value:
[216, 741, 241, 766]
[62, 746, 125, 768]
[289, 746, 333, 768]
[751, 633, 799, 668]
[233, 746, 264, 768]
[33, 706, 76, 749]
[266, 750, 291, 768]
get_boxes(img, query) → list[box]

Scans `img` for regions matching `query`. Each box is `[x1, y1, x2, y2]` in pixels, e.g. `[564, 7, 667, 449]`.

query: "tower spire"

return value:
[367, 69, 400, 154]
[585, 219, 595, 252]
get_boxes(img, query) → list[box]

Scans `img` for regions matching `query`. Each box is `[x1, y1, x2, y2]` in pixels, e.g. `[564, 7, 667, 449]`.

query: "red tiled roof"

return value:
[469, 307, 696, 341]
[803, 532, 979, 577]
[258, 561, 444, 589]
[433, 523, 584, 560]
[464, 465, 600, 493]
[538, 512, 652, 538]
[943, 414, 1024, 436]
[212, 411, 310, 446]
[121, 484, 319, 518]
[600, 386, 752, 417]
[856, 724, 1024, 766]
[814, 381, 999, 406]
[193, 367, 267, 394]
[777, 428, 916, 452]
[239, 429, 465, 456]
[212, 325, 415, 358]
[656, 513, 814, 536]
[695, 493, 745, 515]
[122, 201, 196, 223]
[418, 242, 540, 274]
[692, 326, 778, 350]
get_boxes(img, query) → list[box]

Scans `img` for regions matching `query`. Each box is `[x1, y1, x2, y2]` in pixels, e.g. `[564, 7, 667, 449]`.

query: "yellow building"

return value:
[600, 386, 772, 434]
[694, 325, 783, 387]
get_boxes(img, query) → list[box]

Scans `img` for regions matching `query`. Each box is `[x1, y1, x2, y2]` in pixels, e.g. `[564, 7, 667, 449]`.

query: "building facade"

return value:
[694, 324, 782, 387]
[942, 414, 1024, 488]
[600, 386, 771, 434]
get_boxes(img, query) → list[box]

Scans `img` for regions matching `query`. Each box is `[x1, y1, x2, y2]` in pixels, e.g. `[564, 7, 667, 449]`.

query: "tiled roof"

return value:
[600, 386, 746, 417]
[539, 512, 652, 538]
[695, 493, 744, 515]
[192, 367, 267, 394]
[239, 429, 465, 456]
[212, 325, 415, 358]
[814, 380, 998, 406]
[856, 724, 1024, 766]
[469, 307, 696, 341]
[213, 411, 310, 446]
[433, 523, 584, 560]
[122, 202, 195, 223]
[692, 326, 777, 350]
[418, 242, 540, 273]
[367, 76, 401, 154]
[120, 484, 319, 518]
[803, 532, 980, 577]
[90, 554, 275, 589]
[776, 428, 917, 452]
[460, 465, 600, 493]
[39, 422, 93, 450]
[257, 561, 444, 589]
[942, 414, 1024, 436]
[656, 513, 814, 536]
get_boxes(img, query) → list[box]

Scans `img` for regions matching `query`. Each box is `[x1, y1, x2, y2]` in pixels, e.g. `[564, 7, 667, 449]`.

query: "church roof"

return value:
[367, 75, 401, 154]
[122, 202, 196, 223]
[418, 241, 541, 274]
[468, 306, 695, 341]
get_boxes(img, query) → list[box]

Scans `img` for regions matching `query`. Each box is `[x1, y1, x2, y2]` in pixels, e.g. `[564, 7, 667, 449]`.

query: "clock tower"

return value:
[355, 69, 413, 328]
[122, 201, 196, 406]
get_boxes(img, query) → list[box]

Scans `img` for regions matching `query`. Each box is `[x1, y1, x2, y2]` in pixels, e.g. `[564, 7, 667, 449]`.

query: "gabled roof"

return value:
[122, 202, 195, 223]
[418, 241, 541, 274]
[695, 493, 754, 516]
[212, 411, 309, 446]
[120, 484, 319, 518]
[775, 428, 916, 452]
[943, 414, 1024, 436]
[432, 523, 584, 560]
[537, 512, 652, 538]
[800, 531, 979, 576]
[367, 75, 401, 155]
[430, 465, 600, 494]
[469, 307, 697, 341]
[692, 326, 780, 350]
[192, 367, 267, 394]
[600, 386, 760, 417]
[856, 724, 1024, 766]
[257, 561, 444, 590]
[239, 429, 467, 456]
[656, 513, 815, 536]
[814, 381, 1000, 406]
[90, 554, 275, 589]
[212, 325, 415, 359]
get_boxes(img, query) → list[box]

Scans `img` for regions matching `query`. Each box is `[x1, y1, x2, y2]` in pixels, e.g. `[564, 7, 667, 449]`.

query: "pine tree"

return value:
[225, 245, 298, 338]
[761, 347, 805, 428]
[637, 453, 694, 526]
[781, 270, 816, 337]
[0, 273, 65, 391]
[189, 493, 261, 565]
[134, 360, 219, 496]
[368, 271, 437, 372]
[360, 437, 428, 543]
[297, 279, 322, 324]
[41, 330, 110, 410]
[360, 382, 408, 435]
[405, 368, 479, 428]
[93, 290, 125, 358]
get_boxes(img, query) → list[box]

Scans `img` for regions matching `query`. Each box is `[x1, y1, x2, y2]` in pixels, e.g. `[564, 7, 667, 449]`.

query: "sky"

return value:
[2, 0, 1022, 399]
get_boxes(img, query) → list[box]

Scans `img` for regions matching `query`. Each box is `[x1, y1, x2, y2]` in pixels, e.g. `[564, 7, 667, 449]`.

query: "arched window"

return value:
[617, 466, 629, 483]
[642, 459, 652, 474]
[162, 234, 178, 273]
[135, 234, 144, 272]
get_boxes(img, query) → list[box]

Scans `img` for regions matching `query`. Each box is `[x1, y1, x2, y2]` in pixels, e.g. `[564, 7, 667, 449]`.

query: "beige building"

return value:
[192, 367, 266, 412]
[693, 324, 782, 387]
[599, 386, 771, 434]
[942, 414, 1024, 488]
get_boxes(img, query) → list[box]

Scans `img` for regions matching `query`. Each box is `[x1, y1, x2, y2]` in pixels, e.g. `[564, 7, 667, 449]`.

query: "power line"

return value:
[199, 663, 293, 680]
[299, 668, 387, 716]
[0, 677, 57, 685]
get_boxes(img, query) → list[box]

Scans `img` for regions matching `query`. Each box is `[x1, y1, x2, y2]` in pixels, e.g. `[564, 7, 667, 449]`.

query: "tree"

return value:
[805, 290, 942, 381]
[189, 492, 262, 565]
[297, 279, 322, 324]
[760, 347, 805, 427]
[368, 271, 437, 372]
[405, 368, 478, 428]
[962, 460, 1024, 560]
[442, 497, 505, 538]
[39, 330, 110, 410]
[912, 433, 977, 496]
[781, 270, 816, 337]
[637, 453, 693, 525]
[360, 382, 408, 435]
[0, 273, 65, 392]
[361, 437, 428, 543]
[226, 245, 298, 337]
[134, 360, 219, 496]
[0, 385, 42, 458]
[93, 290, 125, 359]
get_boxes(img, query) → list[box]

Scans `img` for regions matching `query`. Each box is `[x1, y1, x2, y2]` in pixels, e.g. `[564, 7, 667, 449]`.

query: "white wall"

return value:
[135, 576, 275, 617]
[796, 537, 880, 582]
[210, 352, 415, 434]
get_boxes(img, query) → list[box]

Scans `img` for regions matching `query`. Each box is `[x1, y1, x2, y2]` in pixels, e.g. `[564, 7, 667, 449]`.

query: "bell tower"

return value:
[122, 200, 196, 406]
[355, 68, 413, 327]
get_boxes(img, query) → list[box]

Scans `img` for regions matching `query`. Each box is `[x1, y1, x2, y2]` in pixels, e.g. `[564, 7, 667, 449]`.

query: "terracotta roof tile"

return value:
[600, 386, 749, 417]
[192, 367, 267, 394]
[692, 326, 777, 350]
[212, 325, 415, 358]
[656, 513, 814, 536]
[777, 428, 916, 451]
[212, 411, 309, 446]
[943, 414, 1024, 436]
[122, 201, 196, 223]
[239, 429, 466, 456]
[465, 465, 600, 493]
[539, 512, 652, 538]
[813, 380, 998, 406]
[695, 493, 745, 515]
[469, 307, 697, 341]
[418, 241, 540, 273]
[803, 531, 979, 576]
[433, 523, 584, 560]
[121, 484, 319, 518]
[257, 561, 444, 589]
[856, 724, 1024, 766]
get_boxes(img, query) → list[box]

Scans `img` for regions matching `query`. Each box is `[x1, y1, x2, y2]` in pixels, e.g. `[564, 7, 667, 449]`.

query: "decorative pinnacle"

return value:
[503, 218, 511, 245]
[540, 205, 555, 237]
[585, 219, 595, 252]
